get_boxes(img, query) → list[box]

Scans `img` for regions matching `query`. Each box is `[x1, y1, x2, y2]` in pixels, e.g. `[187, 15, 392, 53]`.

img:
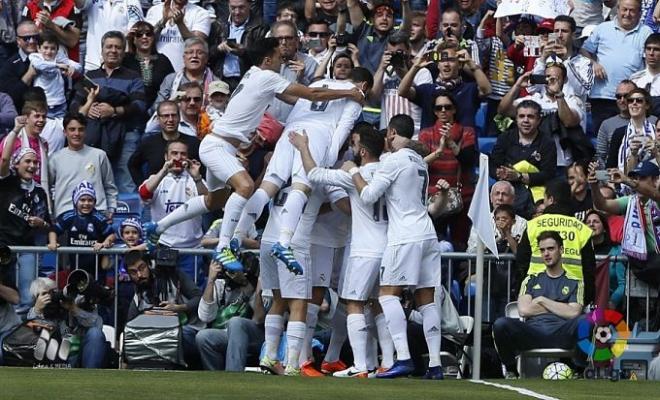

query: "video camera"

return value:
[389, 50, 408, 69]
[154, 247, 179, 268]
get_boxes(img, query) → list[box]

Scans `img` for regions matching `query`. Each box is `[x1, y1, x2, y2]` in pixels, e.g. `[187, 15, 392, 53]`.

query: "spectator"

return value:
[22, 0, 81, 61]
[409, 11, 427, 58]
[580, 0, 653, 135]
[0, 259, 20, 365]
[146, 0, 212, 73]
[567, 161, 593, 220]
[607, 88, 656, 173]
[596, 80, 639, 167]
[73, 0, 143, 71]
[129, 101, 201, 186]
[0, 91, 17, 134]
[205, 80, 230, 122]
[493, 231, 584, 379]
[312, 40, 360, 81]
[631, 33, 660, 97]
[176, 81, 211, 138]
[123, 21, 175, 111]
[0, 1, 21, 63]
[268, 20, 319, 123]
[196, 260, 263, 371]
[371, 31, 432, 134]
[48, 113, 118, 220]
[420, 91, 476, 250]
[29, 31, 82, 118]
[489, 100, 557, 219]
[20, 87, 65, 156]
[531, 15, 593, 104]
[154, 37, 218, 112]
[275, 1, 300, 25]
[0, 20, 39, 111]
[399, 44, 491, 130]
[124, 250, 203, 367]
[467, 180, 527, 254]
[504, 16, 539, 79]
[305, 0, 341, 28]
[137, 140, 206, 281]
[585, 209, 626, 310]
[70, 31, 146, 194]
[209, 0, 262, 91]
[0, 121, 49, 311]
[438, 7, 482, 65]
[571, 0, 616, 30]
[304, 19, 333, 64]
[346, 0, 412, 74]
[28, 277, 108, 368]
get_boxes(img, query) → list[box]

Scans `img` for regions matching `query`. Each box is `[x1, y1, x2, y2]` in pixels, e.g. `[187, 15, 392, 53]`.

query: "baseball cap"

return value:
[537, 19, 555, 33]
[209, 80, 230, 96]
[629, 161, 660, 178]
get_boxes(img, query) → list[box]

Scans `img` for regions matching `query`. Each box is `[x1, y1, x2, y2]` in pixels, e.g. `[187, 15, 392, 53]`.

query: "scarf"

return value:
[617, 119, 655, 171]
[435, 76, 463, 92]
[19, 128, 52, 216]
[169, 67, 214, 107]
[622, 194, 660, 260]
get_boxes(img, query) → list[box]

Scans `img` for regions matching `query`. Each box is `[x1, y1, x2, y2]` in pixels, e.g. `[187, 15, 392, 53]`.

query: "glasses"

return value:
[627, 96, 645, 104]
[158, 113, 178, 119]
[615, 93, 629, 100]
[434, 104, 455, 111]
[18, 34, 39, 42]
[275, 36, 297, 43]
[181, 96, 202, 104]
[135, 31, 154, 38]
[308, 32, 330, 38]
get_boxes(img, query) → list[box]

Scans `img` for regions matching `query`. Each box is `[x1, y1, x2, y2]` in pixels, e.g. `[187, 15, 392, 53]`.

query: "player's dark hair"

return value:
[101, 30, 126, 48]
[353, 121, 376, 136]
[350, 67, 374, 91]
[63, 113, 87, 128]
[554, 15, 576, 33]
[247, 37, 280, 66]
[359, 127, 385, 159]
[537, 230, 563, 247]
[388, 114, 414, 139]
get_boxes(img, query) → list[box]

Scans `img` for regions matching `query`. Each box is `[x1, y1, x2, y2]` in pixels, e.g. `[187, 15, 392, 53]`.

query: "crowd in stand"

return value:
[0, 0, 659, 380]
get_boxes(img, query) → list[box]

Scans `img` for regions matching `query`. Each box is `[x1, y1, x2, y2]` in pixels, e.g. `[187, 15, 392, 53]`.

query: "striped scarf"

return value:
[617, 119, 655, 171]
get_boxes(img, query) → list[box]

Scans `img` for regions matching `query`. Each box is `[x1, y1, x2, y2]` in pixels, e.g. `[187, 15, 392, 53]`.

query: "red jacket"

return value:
[24, 0, 80, 61]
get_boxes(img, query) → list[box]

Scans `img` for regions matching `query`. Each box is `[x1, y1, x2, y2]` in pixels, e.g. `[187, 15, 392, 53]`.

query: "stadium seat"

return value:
[504, 302, 574, 378]
[441, 315, 474, 379]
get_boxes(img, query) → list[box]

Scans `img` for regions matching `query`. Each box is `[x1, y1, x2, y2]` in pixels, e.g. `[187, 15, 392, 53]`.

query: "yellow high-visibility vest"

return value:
[526, 213, 593, 279]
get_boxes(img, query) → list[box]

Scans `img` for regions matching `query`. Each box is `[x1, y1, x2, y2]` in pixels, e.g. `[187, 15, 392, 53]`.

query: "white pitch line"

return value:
[470, 380, 561, 400]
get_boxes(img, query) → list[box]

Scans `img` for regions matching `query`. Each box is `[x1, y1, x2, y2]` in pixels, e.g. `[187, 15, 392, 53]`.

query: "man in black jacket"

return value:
[0, 20, 39, 111]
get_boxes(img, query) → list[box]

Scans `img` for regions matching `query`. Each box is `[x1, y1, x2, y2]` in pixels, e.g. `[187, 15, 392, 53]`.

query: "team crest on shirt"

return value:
[531, 151, 541, 162]
[562, 286, 570, 295]
[87, 223, 94, 233]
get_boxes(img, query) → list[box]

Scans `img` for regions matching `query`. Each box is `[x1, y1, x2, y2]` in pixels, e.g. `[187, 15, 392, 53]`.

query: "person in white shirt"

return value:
[146, 0, 212, 72]
[138, 139, 207, 281]
[232, 68, 371, 276]
[347, 114, 443, 380]
[29, 32, 82, 118]
[291, 125, 396, 377]
[631, 33, 660, 96]
[73, 0, 143, 71]
[144, 36, 364, 274]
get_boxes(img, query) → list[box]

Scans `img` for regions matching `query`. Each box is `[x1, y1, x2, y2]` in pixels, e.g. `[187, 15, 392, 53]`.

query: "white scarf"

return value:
[618, 119, 655, 171]
[622, 195, 647, 260]
[19, 128, 52, 216]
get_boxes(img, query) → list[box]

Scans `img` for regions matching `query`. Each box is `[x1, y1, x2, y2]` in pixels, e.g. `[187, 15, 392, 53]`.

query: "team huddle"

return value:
[143, 37, 443, 379]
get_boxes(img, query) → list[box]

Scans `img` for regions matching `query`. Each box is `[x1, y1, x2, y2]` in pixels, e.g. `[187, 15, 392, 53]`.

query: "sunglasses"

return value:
[434, 104, 455, 111]
[135, 31, 154, 38]
[181, 96, 202, 103]
[276, 36, 297, 42]
[615, 93, 628, 100]
[627, 97, 645, 104]
[308, 32, 330, 38]
[18, 34, 39, 42]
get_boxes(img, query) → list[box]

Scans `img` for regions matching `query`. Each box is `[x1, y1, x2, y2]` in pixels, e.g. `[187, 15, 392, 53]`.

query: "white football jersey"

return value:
[308, 162, 387, 258]
[260, 184, 293, 244]
[291, 186, 348, 255]
[212, 66, 290, 143]
[359, 148, 436, 246]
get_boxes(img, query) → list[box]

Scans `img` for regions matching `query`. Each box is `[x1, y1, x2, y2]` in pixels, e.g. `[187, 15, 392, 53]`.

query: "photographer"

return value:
[0, 247, 20, 365]
[371, 32, 432, 135]
[124, 250, 203, 367]
[27, 277, 107, 368]
[138, 139, 207, 282]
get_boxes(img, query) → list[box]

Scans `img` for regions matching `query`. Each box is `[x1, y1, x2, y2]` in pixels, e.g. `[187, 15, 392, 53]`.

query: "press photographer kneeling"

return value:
[124, 249, 203, 368]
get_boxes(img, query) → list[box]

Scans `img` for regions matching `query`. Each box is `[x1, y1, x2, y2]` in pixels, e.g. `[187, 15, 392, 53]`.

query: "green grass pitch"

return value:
[2, 368, 660, 400]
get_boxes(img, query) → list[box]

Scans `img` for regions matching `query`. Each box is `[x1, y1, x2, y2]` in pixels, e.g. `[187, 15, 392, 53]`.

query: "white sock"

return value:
[375, 313, 395, 368]
[347, 313, 368, 372]
[277, 189, 307, 247]
[156, 195, 208, 233]
[364, 308, 378, 370]
[323, 303, 347, 363]
[216, 193, 247, 249]
[299, 303, 320, 365]
[419, 303, 442, 368]
[378, 295, 411, 361]
[286, 321, 307, 369]
[264, 314, 284, 360]
[234, 188, 270, 241]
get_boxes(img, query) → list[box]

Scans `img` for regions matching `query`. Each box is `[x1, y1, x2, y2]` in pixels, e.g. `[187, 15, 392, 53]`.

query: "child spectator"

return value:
[205, 80, 230, 122]
[48, 181, 115, 276]
[28, 32, 81, 118]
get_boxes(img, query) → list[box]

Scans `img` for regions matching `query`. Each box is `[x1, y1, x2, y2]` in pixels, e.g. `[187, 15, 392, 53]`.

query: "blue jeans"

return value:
[9, 253, 37, 310]
[196, 317, 263, 371]
[182, 324, 201, 368]
[67, 326, 108, 368]
[113, 130, 140, 193]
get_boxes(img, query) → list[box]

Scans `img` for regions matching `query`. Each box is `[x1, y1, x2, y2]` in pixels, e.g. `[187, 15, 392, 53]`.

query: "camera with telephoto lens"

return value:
[389, 50, 408, 69]
[43, 270, 113, 319]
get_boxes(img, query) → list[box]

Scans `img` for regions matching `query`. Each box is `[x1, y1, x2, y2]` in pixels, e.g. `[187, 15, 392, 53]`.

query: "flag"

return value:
[468, 153, 499, 258]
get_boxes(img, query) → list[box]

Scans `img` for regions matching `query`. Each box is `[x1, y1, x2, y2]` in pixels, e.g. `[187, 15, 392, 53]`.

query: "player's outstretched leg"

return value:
[144, 195, 210, 252]
[271, 243, 303, 275]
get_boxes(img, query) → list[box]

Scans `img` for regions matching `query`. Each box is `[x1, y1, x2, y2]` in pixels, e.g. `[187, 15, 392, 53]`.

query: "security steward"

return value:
[516, 179, 595, 304]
